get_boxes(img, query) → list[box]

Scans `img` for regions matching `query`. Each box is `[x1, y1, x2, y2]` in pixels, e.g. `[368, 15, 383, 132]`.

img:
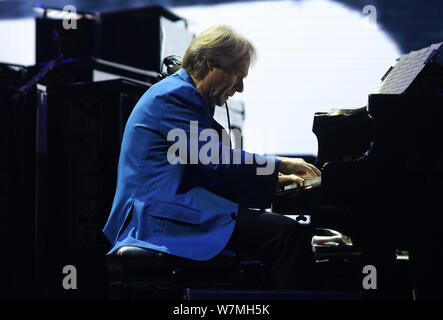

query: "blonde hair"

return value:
[182, 25, 256, 80]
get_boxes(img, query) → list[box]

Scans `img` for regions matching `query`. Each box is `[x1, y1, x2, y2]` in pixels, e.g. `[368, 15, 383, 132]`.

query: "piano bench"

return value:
[105, 246, 266, 299]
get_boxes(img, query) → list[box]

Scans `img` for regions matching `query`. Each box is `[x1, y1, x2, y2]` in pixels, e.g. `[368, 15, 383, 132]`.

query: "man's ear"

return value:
[206, 60, 214, 72]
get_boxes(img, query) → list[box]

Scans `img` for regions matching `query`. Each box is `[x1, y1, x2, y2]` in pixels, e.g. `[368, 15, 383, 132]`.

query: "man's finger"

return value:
[304, 166, 317, 177]
[297, 162, 321, 177]
[296, 165, 318, 178]
[278, 174, 304, 186]
[307, 163, 322, 176]
[289, 174, 304, 185]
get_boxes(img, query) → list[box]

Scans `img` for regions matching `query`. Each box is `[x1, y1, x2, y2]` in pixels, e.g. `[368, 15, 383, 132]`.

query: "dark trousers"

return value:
[225, 207, 315, 290]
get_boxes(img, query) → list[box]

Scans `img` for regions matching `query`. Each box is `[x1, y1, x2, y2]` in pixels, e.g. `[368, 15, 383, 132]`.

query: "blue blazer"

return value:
[103, 68, 279, 261]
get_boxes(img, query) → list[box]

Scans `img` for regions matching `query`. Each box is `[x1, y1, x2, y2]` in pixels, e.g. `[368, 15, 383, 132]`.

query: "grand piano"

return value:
[273, 42, 443, 299]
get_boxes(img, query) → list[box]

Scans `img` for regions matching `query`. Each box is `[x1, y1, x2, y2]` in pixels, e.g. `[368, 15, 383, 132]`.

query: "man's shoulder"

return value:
[150, 71, 198, 99]
[133, 70, 207, 118]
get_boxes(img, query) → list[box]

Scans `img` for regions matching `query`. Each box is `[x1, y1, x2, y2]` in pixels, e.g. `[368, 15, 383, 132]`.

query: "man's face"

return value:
[204, 57, 250, 107]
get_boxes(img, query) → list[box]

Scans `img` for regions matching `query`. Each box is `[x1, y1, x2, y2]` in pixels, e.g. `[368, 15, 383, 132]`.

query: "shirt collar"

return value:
[176, 68, 194, 86]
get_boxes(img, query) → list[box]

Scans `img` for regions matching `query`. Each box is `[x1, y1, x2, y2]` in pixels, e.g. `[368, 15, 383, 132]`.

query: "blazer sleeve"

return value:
[158, 89, 279, 209]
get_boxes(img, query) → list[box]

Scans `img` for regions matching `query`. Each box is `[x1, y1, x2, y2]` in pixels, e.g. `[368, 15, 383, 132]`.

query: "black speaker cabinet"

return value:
[36, 5, 189, 73]
[0, 64, 37, 299]
[34, 78, 150, 299]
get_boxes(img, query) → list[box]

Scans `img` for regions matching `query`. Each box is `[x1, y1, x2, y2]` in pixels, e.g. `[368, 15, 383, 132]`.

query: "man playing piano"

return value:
[103, 25, 321, 290]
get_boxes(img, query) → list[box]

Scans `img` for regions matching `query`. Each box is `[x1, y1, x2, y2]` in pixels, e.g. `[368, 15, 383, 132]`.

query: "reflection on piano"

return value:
[273, 42, 443, 299]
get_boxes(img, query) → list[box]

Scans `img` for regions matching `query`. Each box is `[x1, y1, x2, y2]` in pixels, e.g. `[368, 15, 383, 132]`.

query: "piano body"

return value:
[273, 43, 443, 299]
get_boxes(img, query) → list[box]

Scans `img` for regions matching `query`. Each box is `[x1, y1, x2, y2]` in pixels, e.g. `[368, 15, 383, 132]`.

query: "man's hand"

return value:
[278, 173, 304, 187]
[277, 156, 321, 187]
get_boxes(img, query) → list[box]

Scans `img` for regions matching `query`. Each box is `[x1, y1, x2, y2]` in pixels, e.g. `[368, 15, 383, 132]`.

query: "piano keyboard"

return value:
[283, 176, 322, 191]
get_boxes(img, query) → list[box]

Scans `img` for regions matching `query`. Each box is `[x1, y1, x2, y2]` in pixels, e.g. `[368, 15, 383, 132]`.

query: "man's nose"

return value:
[235, 79, 244, 93]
